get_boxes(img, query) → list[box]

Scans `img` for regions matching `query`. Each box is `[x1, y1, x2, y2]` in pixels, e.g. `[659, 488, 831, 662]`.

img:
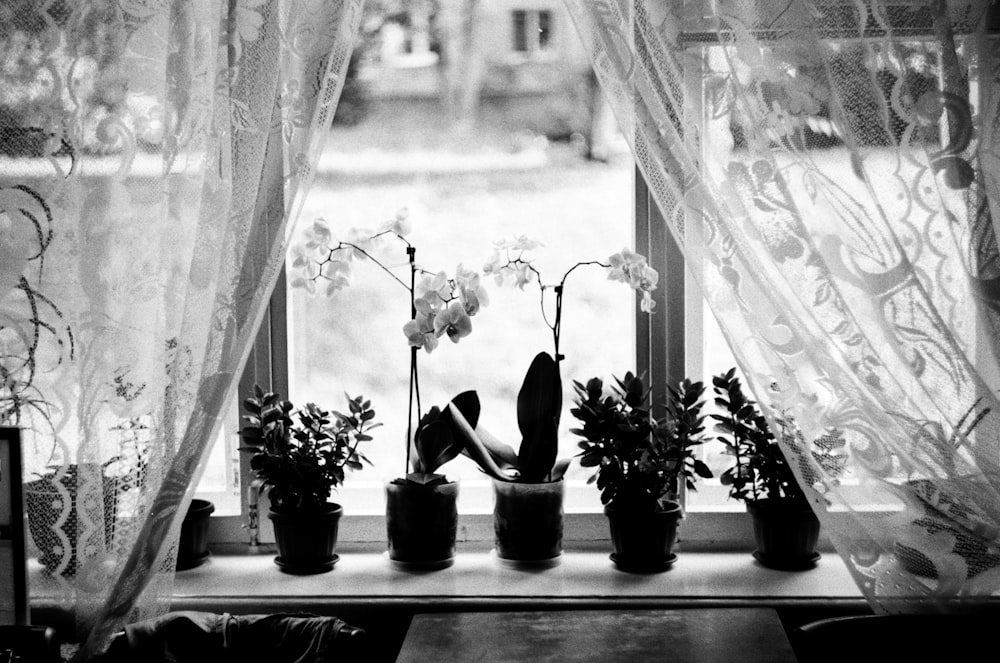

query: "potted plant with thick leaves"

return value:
[712, 368, 824, 570]
[441, 376, 573, 564]
[573, 373, 712, 572]
[290, 212, 489, 568]
[239, 386, 379, 574]
[383, 396, 478, 568]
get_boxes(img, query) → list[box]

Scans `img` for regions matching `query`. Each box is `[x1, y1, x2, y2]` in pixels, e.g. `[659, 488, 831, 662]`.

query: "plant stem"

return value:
[334, 241, 411, 291]
[406, 246, 419, 476]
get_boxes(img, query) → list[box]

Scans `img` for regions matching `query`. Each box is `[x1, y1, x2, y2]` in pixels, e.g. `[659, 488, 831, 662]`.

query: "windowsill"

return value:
[27, 547, 870, 663]
[159, 544, 866, 613]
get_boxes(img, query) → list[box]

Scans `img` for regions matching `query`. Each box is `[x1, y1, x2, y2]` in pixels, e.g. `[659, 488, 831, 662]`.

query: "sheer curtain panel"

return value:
[0, 0, 362, 658]
[564, 0, 1000, 610]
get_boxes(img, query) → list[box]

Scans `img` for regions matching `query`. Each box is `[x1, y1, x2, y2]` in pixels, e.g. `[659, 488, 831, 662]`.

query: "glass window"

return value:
[196, 4, 756, 536]
[283, 4, 633, 516]
[512, 10, 528, 53]
[538, 11, 552, 50]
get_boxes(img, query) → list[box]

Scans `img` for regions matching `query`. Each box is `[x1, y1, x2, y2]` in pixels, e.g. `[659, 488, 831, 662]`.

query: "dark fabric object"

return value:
[790, 613, 997, 663]
[0, 625, 61, 663]
[95, 611, 365, 663]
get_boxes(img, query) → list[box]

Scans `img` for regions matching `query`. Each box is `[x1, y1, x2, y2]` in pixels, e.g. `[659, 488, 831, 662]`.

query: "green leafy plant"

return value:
[1, 183, 68, 437]
[239, 385, 380, 510]
[711, 368, 805, 503]
[573, 372, 712, 511]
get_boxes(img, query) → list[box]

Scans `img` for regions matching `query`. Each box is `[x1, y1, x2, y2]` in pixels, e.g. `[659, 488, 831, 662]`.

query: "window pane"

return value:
[538, 11, 552, 50]
[288, 5, 632, 515]
[512, 10, 528, 52]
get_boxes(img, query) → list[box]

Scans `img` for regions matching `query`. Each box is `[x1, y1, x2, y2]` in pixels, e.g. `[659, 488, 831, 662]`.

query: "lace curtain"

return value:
[0, 0, 361, 658]
[564, 0, 1000, 610]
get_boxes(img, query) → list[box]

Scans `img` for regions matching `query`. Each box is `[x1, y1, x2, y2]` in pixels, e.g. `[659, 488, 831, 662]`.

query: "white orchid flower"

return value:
[513, 262, 535, 290]
[434, 301, 473, 344]
[305, 218, 332, 249]
[416, 271, 452, 306]
[403, 312, 439, 353]
[629, 262, 659, 293]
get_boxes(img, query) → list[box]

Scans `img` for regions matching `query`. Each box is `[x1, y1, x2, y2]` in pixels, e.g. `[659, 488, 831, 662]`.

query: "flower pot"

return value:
[24, 464, 125, 577]
[892, 479, 1000, 579]
[747, 498, 821, 570]
[605, 501, 681, 572]
[385, 480, 459, 569]
[176, 498, 214, 570]
[893, 514, 1000, 579]
[492, 478, 563, 562]
[268, 503, 342, 574]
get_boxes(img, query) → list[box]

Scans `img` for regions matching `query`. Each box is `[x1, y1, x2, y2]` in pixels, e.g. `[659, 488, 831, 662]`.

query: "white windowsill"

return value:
[160, 547, 865, 613]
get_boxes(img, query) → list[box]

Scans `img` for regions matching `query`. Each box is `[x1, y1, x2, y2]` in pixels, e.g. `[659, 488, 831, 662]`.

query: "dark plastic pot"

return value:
[176, 498, 214, 570]
[605, 501, 682, 572]
[268, 503, 342, 574]
[385, 480, 459, 568]
[747, 498, 821, 569]
[24, 464, 124, 577]
[492, 478, 564, 562]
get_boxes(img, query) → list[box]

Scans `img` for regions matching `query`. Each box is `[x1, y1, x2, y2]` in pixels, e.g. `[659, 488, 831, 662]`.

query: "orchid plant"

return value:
[289, 210, 488, 485]
[442, 238, 659, 484]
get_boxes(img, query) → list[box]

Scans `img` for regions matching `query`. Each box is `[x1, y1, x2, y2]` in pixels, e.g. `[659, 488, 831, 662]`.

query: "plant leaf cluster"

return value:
[398, 391, 482, 486]
[239, 385, 380, 511]
[421, 353, 572, 484]
[711, 368, 803, 503]
[572, 372, 712, 511]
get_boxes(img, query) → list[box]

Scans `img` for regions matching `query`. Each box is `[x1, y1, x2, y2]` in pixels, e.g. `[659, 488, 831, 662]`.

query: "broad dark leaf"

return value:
[516, 351, 561, 482]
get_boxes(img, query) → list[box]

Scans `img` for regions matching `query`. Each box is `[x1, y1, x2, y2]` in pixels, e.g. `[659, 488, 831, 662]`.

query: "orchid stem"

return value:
[406, 246, 419, 476]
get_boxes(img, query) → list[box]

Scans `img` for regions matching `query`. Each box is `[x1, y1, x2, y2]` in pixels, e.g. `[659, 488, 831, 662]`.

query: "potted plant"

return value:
[175, 497, 215, 570]
[887, 401, 1000, 580]
[711, 368, 824, 569]
[291, 212, 488, 568]
[573, 372, 712, 571]
[382, 394, 477, 568]
[436, 241, 659, 563]
[24, 417, 148, 578]
[239, 385, 380, 574]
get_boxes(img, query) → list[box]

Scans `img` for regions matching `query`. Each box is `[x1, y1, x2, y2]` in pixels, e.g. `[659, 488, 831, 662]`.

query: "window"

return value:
[512, 9, 554, 55]
[286, 4, 633, 516]
[512, 10, 528, 53]
[197, 3, 749, 546]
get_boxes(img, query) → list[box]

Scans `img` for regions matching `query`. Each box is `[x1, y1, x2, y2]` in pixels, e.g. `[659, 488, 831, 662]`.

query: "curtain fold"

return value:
[565, 0, 1000, 609]
[0, 1, 362, 658]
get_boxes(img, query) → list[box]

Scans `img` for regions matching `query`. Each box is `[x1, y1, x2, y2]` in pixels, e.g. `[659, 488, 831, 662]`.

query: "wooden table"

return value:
[395, 608, 798, 662]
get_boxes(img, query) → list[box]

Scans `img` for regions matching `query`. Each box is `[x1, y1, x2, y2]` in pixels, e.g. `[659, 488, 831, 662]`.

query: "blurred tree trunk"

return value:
[585, 69, 614, 162]
[438, 0, 485, 128]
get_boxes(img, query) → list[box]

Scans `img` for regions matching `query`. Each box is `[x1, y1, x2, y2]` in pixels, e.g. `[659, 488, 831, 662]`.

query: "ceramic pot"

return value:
[176, 498, 214, 570]
[492, 478, 564, 562]
[268, 503, 342, 574]
[605, 501, 681, 572]
[385, 480, 459, 568]
[747, 498, 821, 569]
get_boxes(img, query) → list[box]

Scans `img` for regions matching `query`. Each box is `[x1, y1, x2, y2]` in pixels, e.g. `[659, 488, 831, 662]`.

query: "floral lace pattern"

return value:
[566, 0, 1000, 609]
[0, 1, 362, 657]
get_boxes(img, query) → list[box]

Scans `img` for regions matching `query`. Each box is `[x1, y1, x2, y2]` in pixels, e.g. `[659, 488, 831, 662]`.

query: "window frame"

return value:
[202, 1, 765, 550]
[202, 165, 754, 549]
[201, 0, 1000, 552]
[510, 8, 556, 56]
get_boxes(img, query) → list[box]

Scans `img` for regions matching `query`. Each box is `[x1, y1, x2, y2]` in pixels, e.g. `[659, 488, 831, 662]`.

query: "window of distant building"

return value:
[512, 9, 554, 54]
